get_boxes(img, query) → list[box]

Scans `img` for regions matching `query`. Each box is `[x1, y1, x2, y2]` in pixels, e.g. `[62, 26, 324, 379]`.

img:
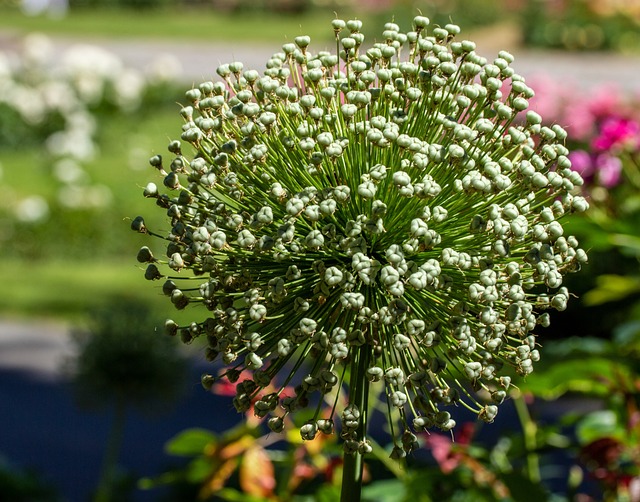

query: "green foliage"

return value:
[0, 6, 338, 42]
[0, 103, 66, 149]
[369, 0, 511, 34]
[68, 0, 173, 11]
[520, 0, 640, 51]
[165, 429, 218, 457]
[0, 460, 62, 502]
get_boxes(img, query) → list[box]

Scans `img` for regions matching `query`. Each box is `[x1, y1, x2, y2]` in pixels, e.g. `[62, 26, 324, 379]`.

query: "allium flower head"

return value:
[133, 17, 588, 456]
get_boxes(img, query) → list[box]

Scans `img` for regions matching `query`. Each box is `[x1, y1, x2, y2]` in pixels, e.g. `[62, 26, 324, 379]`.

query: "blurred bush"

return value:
[520, 0, 640, 52]
[68, 298, 189, 411]
[0, 33, 183, 261]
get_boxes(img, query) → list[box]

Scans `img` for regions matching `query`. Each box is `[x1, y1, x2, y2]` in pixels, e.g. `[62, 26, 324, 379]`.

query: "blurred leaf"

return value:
[215, 487, 268, 501]
[165, 428, 217, 456]
[542, 337, 611, 357]
[584, 274, 640, 305]
[239, 444, 275, 499]
[186, 456, 218, 484]
[520, 358, 614, 399]
[575, 410, 625, 445]
[218, 434, 258, 460]
[609, 233, 640, 256]
[612, 320, 640, 348]
[304, 484, 342, 502]
[563, 216, 613, 250]
[201, 459, 238, 499]
[362, 479, 407, 502]
[500, 471, 550, 502]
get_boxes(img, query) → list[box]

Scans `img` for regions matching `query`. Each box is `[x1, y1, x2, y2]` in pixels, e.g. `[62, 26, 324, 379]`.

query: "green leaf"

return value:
[165, 428, 217, 456]
[310, 485, 343, 502]
[609, 233, 640, 256]
[541, 337, 611, 358]
[612, 320, 640, 348]
[575, 410, 625, 445]
[584, 274, 640, 306]
[216, 487, 267, 502]
[362, 479, 406, 502]
[501, 471, 550, 502]
[185, 456, 216, 484]
[519, 357, 614, 399]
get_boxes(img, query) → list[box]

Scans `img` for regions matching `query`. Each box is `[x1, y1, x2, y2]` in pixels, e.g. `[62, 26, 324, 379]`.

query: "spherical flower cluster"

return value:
[133, 17, 588, 456]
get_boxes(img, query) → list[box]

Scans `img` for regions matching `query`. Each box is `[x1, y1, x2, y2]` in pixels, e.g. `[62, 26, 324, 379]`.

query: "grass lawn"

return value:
[1, 95, 191, 320]
[0, 258, 159, 318]
[0, 257, 201, 325]
[0, 6, 356, 43]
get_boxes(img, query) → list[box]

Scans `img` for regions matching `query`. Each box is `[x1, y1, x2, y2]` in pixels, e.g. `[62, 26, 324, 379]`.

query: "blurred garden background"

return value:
[1, 0, 640, 500]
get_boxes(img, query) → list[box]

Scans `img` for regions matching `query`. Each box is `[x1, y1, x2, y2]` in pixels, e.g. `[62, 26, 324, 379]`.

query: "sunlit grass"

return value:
[0, 257, 203, 323]
[1, 98, 187, 319]
[0, 258, 158, 318]
[0, 6, 347, 43]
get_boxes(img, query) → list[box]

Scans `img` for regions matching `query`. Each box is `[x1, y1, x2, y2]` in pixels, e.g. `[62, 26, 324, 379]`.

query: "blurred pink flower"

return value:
[587, 85, 624, 119]
[569, 150, 622, 188]
[564, 103, 596, 141]
[527, 75, 567, 122]
[592, 117, 640, 153]
[569, 150, 595, 179]
[595, 153, 623, 188]
[423, 422, 475, 473]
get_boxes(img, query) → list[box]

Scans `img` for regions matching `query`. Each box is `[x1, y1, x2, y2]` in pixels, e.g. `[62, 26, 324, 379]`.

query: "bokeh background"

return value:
[2, 1, 640, 501]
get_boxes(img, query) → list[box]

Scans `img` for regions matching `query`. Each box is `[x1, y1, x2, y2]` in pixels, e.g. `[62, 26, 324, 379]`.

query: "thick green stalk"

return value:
[94, 398, 127, 502]
[340, 346, 370, 502]
[513, 391, 541, 484]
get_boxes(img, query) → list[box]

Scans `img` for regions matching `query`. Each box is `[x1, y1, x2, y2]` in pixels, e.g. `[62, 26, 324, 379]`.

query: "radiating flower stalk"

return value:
[132, 16, 588, 499]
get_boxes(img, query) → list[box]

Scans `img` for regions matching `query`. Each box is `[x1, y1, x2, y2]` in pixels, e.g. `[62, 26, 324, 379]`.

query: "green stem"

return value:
[94, 398, 127, 502]
[513, 390, 541, 484]
[340, 346, 370, 502]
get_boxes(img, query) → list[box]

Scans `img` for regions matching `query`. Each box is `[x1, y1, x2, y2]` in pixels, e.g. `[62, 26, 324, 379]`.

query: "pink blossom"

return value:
[569, 150, 595, 179]
[526, 75, 566, 123]
[564, 103, 596, 141]
[587, 85, 624, 119]
[423, 422, 475, 473]
[595, 153, 623, 188]
[592, 117, 640, 153]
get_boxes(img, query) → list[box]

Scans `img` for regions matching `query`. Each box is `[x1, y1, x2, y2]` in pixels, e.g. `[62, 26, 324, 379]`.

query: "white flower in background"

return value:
[0, 53, 12, 79]
[15, 195, 49, 223]
[113, 68, 146, 110]
[145, 53, 183, 84]
[44, 109, 98, 161]
[61, 44, 124, 105]
[58, 183, 112, 209]
[53, 158, 88, 184]
[40, 80, 83, 115]
[9, 84, 47, 125]
[2, 33, 182, 216]
[21, 33, 54, 67]
[128, 146, 151, 171]
[46, 128, 97, 161]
